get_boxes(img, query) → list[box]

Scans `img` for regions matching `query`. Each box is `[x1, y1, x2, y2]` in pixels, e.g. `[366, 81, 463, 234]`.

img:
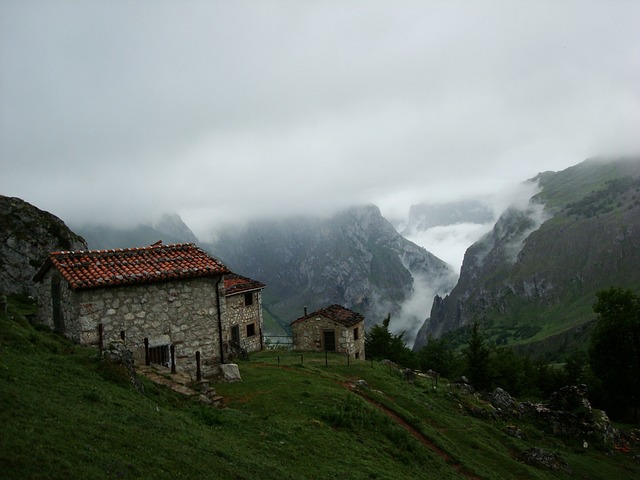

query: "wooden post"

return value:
[196, 351, 201, 381]
[277, 356, 280, 365]
[170, 345, 176, 374]
[144, 338, 150, 366]
[325, 350, 328, 367]
[98, 323, 103, 350]
[300, 354, 303, 365]
[347, 354, 350, 367]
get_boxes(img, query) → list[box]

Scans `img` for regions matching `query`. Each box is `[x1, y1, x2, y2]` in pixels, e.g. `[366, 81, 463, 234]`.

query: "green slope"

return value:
[1, 295, 638, 479]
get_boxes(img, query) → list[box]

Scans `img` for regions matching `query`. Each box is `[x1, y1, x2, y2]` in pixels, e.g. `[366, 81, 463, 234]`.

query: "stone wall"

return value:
[36, 271, 225, 377]
[223, 290, 263, 354]
[291, 315, 365, 359]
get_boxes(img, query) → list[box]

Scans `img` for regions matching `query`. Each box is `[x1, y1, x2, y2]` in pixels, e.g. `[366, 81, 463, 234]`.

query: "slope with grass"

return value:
[1, 295, 638, 479]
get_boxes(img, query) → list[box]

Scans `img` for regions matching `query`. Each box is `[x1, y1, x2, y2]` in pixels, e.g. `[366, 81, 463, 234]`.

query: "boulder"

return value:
[99, 342, 145, 394]
[220, 363, 242, 383]
[519, 447, 571, 472]
[401, 368, 416, 384]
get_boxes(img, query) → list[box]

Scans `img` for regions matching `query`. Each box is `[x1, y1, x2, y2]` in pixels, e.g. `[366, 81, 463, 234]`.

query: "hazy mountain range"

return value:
[3, 156, 640, 361]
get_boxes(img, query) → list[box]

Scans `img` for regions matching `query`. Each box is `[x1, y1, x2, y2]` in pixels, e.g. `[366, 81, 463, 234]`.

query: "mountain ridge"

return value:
[415, 156, 640, 357]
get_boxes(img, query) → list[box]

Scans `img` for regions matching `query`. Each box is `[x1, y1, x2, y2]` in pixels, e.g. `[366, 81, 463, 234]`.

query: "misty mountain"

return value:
[153, 213, 199, 244]
[74, 215, 199, 250]
[403, 199, 495, 231]
[206, 205, 456, 330]
[414, 157, 640, 359]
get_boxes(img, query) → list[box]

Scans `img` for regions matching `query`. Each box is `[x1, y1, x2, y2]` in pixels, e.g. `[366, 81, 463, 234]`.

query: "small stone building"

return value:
[290, 304, 365, 360]
[222, 273, 266, 359]
[33, 242, 265, 377]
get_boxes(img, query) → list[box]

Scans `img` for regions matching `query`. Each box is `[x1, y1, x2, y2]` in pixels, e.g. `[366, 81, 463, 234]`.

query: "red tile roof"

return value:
[290, 304, 364, 327]
[223, 273, 265, 296]
[35, 243, 229, 290]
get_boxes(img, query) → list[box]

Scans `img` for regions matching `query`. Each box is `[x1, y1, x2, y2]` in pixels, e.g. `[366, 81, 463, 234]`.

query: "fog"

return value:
[2, 1, 639, 237]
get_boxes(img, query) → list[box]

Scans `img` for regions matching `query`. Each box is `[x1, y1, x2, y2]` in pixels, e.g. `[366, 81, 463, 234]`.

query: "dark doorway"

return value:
[231, 325, 241, 346]
[323, 330, 336, 352]
[51, 277, 63, 333]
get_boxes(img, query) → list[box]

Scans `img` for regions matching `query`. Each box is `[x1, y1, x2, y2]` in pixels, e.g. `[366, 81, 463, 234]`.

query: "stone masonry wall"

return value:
[291, 315, 365, 359]
[36, 271, 225, 377]
[223, 290, 263, 354]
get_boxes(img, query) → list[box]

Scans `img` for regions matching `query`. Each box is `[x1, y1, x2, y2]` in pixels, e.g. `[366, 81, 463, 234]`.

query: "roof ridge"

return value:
[50, 242, 197, 256]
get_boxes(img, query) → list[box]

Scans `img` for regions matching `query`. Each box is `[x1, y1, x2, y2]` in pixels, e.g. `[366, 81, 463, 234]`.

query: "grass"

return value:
[1, 295, 639, 479]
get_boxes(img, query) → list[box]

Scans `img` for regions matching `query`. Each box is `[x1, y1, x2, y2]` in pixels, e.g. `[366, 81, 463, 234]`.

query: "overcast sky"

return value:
[2, 1, 640, 246]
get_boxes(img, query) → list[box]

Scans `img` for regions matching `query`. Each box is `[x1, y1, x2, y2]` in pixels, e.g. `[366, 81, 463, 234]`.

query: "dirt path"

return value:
[345, 383, 480, 480]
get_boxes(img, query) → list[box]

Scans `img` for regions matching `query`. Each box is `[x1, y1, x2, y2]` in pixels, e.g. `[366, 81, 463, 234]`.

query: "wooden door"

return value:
[323, 330, 336, 352]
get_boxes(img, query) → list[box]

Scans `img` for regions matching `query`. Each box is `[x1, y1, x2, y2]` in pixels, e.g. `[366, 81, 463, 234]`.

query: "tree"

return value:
[464, 321, 492, 391]
[365, 314, 417, 368]
[589, 287, 640, 422]
[418, 334, 455, 378]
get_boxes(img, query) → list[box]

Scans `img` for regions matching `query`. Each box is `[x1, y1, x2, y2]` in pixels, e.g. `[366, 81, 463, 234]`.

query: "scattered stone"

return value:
[487, 387, 525, 416]
[220, 363, 242, 383]
[519, 447, 571, 472]
[99, 342, 145, 394]
[354, 379, 369, 389]
[504, 424, 524, 439]
[548, 384, 591, 413]
[450, 376, 475, 395]
[401, 368, 416, 383]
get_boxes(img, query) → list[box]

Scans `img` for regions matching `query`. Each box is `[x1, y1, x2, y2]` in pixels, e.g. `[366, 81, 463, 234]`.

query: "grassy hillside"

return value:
[1, 295, 638, 479]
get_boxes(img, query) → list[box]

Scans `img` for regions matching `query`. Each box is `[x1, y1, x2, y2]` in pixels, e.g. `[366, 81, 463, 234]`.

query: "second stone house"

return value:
[290, 304, 365, 359]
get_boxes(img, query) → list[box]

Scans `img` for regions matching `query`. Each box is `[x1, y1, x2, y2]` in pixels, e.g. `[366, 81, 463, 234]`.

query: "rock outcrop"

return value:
[0, 195, 86, 295]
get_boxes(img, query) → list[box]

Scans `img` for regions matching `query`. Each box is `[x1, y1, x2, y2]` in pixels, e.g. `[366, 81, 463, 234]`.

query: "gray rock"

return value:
[402, 368, 416, 383]
[220, 363, 242, 383]
[0, 195, 86, 296]
[354, 379, 369, 389]
[519, 447, 571, 472]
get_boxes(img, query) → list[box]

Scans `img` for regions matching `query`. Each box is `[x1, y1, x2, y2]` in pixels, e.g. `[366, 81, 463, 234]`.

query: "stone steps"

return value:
[136, 364, 223, 407]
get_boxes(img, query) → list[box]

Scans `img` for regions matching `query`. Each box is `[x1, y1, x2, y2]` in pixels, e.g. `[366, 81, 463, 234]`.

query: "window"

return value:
[149, 344, 170, 367]
[246, 323, 256, 337]
[244, 292, 254, 306]
[353, 327, 359, 341]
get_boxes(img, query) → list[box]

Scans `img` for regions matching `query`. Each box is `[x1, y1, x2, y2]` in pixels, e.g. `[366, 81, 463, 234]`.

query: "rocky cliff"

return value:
[208, 204, 456, 328]
[415, 157, 640, 357]
[0, 195, 87, 295]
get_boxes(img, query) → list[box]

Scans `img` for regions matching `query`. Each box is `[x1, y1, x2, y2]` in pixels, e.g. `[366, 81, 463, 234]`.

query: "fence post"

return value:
[277, 356, 280, 365]
[98, 323, 103, 350]
[347, 354, 350, 367]
[144, 337, 150, 366]
[170, 345, 176, 374]
[196, 351, 201, 381]
[325, 350, 328, 367]
[301, 354, 303, 365]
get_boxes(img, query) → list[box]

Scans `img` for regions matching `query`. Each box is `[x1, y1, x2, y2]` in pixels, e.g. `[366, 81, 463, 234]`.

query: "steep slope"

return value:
[0, 195, 87, 295]
[415, 157, 640, 357]
[207, 205, 455, 328]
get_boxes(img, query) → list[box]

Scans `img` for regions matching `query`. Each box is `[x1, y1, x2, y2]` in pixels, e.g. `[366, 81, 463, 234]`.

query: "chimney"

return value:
[304, 306, 308, 316]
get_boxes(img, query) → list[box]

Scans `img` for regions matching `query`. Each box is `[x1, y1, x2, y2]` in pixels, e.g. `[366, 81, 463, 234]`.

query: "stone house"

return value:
[33, 242, 266, 377]
[290, 304, 365, 360]
[222, 273, 266, 359]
